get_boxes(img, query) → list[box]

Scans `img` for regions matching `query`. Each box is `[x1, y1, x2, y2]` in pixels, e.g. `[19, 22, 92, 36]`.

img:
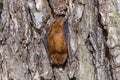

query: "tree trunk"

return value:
[0, 0, 120, 80]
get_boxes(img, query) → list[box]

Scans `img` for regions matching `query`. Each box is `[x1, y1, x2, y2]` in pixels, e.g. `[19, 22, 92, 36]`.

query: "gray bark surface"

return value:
[0, 0, 120, 80]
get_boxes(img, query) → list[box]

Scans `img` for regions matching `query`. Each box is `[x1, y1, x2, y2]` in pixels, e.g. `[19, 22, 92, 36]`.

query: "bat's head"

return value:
[51, 18, 64, 28]
[50, 52, 67, 65]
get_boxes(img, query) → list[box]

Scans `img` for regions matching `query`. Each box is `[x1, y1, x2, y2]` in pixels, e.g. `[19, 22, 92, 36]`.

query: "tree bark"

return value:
[0, 0, 120, 80]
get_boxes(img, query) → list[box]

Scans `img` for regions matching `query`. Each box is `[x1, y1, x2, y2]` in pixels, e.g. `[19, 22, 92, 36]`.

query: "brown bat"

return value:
[43, 18, 72, 66]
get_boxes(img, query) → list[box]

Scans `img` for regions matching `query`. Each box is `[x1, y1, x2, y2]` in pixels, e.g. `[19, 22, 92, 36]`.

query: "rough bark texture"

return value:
[0, 0, 120, 80]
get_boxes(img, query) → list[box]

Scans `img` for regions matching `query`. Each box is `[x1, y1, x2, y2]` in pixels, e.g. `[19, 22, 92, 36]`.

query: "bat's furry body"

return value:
[43, 18, 71, 66]
[48, 18, 68, 65]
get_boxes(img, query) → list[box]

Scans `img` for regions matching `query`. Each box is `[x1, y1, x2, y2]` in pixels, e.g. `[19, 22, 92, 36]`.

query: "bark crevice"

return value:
[97, 0, 115, 80]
